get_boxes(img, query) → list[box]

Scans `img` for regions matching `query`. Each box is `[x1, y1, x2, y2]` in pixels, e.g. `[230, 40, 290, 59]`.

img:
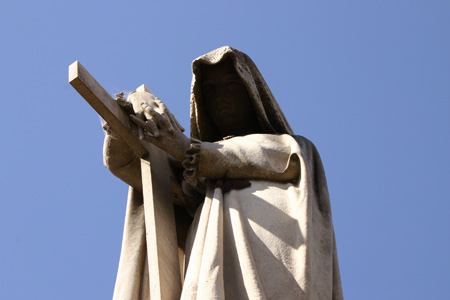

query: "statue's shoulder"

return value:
[291, 134, 314, 147]
[291, 134, 322, 158]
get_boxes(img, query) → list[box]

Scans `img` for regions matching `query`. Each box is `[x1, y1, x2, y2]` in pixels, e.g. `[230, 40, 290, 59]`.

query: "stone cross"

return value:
[69, 61, 182, 300]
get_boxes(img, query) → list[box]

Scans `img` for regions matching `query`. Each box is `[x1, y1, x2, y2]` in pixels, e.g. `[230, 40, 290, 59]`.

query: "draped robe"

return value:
[105, 46, 343, 300]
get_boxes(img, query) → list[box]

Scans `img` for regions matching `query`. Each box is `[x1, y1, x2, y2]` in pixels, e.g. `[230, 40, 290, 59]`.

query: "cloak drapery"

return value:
[106, 46, 343, 300]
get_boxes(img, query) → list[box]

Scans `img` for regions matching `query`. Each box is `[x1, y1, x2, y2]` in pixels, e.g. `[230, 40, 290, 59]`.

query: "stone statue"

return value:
[103, 46, 343, 300]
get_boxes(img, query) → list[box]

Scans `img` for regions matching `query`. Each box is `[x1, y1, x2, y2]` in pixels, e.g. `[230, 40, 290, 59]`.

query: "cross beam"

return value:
[69, 61, 182, 300]
[69, 61, 147, 157]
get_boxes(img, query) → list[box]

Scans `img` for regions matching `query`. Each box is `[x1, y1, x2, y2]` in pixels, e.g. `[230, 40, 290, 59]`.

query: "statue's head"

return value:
[190, 46, 293, 142]
[200, 57, 260, 138]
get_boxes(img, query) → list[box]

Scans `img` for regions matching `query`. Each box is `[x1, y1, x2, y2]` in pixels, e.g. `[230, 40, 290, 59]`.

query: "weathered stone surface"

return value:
[69, 46, 343, 300]
[69, 65, 182, 300]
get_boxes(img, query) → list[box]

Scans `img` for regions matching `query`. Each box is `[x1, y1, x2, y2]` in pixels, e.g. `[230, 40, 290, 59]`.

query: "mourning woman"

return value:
[104, 46, 343, 300]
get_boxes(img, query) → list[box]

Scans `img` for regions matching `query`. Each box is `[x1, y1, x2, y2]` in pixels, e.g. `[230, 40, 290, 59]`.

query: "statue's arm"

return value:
[103, 131, 143, 192]
[127, 98, 298, 183]
[184, 134, 300, 183]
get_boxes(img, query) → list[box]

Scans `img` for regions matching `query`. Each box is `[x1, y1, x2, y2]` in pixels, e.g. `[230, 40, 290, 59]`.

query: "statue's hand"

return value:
[130, 99, 190, 161]
[115, 92, 135, 116]
[134, 97, 185, 137]
[102, 92, 135, 139]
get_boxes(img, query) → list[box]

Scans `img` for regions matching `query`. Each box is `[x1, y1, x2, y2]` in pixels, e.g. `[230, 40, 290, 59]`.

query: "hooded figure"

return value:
[181, 46, 343, 299]
[105, 46, 343, 300]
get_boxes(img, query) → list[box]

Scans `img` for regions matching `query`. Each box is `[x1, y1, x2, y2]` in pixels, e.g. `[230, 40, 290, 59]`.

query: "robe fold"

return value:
[180, 134, 342, 300]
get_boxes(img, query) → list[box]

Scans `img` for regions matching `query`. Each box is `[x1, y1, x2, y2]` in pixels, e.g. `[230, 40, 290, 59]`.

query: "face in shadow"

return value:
[201, 58, 260, 138]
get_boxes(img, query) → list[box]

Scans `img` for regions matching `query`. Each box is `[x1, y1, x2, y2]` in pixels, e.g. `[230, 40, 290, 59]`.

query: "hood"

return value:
[190, 46, 293, 142]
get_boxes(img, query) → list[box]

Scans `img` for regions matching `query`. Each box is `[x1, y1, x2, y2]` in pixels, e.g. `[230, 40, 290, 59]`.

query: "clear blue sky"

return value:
[1, 1, 449, 299]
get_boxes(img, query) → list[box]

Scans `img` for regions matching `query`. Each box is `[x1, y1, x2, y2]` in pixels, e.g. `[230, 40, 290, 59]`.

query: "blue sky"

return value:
[1, 1, 449, 299]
